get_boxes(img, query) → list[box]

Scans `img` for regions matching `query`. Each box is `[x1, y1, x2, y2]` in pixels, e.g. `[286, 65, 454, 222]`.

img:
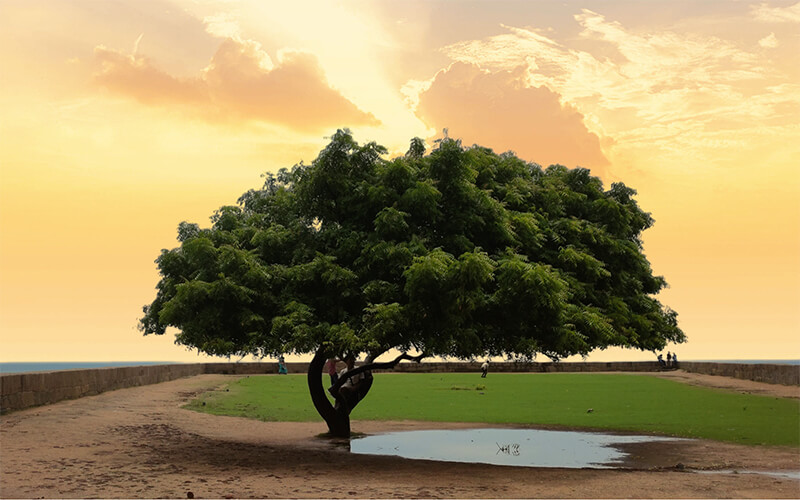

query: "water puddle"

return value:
[350, 428, 682, 469]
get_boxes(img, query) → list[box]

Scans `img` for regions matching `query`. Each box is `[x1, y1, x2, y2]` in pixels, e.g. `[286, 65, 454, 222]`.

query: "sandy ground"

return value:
[1, 371, 798, 499]
[649, 370, 800, 399]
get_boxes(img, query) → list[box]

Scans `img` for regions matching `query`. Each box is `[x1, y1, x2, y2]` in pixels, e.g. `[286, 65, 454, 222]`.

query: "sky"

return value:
[1, 0, 798, 363]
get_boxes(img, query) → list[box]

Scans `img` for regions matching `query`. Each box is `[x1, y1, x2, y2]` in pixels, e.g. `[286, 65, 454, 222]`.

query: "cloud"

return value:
[436, 10, 800, 167]
[751, 1, 800, 23]
[92, 38, 380, 131]
[758, 32, 780, 47]
[94, 46, 208, 106]
[203, 12, 242, 39]
[444, 12, 768, 113]
[415, 62, 609, 171]
[132, 33, 144, 55]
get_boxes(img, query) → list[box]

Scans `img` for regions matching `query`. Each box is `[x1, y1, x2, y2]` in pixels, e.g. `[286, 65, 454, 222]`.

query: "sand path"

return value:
[1, 371, 798, 498]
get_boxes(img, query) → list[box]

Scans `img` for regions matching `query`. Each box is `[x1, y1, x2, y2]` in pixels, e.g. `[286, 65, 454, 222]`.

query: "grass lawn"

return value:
[186, 372, 800, 447]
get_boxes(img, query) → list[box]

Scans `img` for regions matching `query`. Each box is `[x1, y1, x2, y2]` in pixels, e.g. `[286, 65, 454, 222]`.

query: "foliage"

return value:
[186, 373, 800, 447]
[141, 129, 684, 361]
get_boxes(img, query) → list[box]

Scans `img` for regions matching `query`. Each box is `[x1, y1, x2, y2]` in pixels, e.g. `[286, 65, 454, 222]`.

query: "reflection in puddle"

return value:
[350, 428, 681, 468]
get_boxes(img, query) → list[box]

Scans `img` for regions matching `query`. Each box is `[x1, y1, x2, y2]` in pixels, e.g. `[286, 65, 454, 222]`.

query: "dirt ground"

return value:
[1, 371, 798, 499]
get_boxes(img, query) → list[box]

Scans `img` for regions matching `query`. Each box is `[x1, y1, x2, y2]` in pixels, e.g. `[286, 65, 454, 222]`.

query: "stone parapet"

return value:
[2, 360, 797, 414]
[202, 362, 309, 375]
[679, 362, 799, 386]
[389, 361, 662, 373]
[1, 364, 205, 414]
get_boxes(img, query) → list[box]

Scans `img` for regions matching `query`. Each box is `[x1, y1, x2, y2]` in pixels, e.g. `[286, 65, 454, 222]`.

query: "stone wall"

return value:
[389, 361, 663, 373]
[391, 361, 800, 385]
[0, 363, 297, 414]
[203, 362, 290, 375]
[2, 360, 797, 414]
[679, 362, 800, 386]
[0, 364, 206, 414]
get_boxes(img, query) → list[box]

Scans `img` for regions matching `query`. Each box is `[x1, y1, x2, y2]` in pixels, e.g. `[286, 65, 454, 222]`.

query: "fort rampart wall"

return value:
[678, 361, 799, 387]
[2, 361, 797, 413]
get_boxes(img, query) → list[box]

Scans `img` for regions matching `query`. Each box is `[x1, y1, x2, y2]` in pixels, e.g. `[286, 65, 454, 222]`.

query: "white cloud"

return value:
[758, 32, 780, 47]
[203, 12, 243, 40]
[132, 33, 144, 55]
[400, 78, 434, 111]
[751, 1, 800, 23]
[434, 9, 800, 166]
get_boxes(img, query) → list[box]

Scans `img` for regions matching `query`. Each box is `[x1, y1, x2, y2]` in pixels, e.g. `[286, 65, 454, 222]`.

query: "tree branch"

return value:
[328, 352, 426, 397]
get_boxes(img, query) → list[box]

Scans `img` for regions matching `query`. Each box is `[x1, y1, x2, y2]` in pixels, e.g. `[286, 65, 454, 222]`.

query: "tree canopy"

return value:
[140, 129, 685, 364]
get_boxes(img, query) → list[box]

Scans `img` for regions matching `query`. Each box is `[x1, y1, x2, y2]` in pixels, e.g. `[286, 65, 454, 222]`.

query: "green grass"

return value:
[185, 373, 800, 447]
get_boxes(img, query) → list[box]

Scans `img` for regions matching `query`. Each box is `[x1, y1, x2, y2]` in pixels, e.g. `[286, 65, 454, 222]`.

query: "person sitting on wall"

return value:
[657, 353, 666, 369]
[278, 355, 288, 374]
[336, 355, 370, 411]
[337, 355, 375, 409]
[327, 358, 339, 385]
[672, 353, 678, 368]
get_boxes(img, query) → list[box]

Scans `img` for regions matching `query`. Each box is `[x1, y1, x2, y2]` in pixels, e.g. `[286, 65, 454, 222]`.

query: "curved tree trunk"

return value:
[308, 348, 426, 438]
[307, 347, 350, 437]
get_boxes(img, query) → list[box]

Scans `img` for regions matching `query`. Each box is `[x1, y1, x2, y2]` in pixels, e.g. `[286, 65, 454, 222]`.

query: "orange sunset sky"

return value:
[1, 0, 798, 363]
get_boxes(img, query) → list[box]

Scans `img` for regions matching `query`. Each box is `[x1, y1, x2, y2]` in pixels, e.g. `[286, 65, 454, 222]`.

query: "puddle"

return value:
[350, 428, 682, 468]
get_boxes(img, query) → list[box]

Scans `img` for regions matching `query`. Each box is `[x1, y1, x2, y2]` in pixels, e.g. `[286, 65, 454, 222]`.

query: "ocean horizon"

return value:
[1, 359, 798, 374]
[0, 361, 179, 374]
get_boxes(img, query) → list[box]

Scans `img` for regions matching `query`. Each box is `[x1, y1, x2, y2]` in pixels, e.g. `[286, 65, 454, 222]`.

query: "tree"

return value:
[140, 130, 685, 437]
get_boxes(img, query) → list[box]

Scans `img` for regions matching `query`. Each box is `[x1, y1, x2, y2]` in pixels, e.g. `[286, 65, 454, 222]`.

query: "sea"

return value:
[0, 359, 798, 374]
[0, 361, 180, 374]
[690, 359, 800, 365]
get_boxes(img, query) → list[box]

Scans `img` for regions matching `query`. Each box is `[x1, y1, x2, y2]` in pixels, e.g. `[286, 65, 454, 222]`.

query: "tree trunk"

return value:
[307, 347, 350, 437]
[308, 348, 425, 438]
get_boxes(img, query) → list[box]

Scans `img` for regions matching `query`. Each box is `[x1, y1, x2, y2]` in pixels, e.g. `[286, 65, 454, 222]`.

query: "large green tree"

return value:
[140, 130, 684, 437]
